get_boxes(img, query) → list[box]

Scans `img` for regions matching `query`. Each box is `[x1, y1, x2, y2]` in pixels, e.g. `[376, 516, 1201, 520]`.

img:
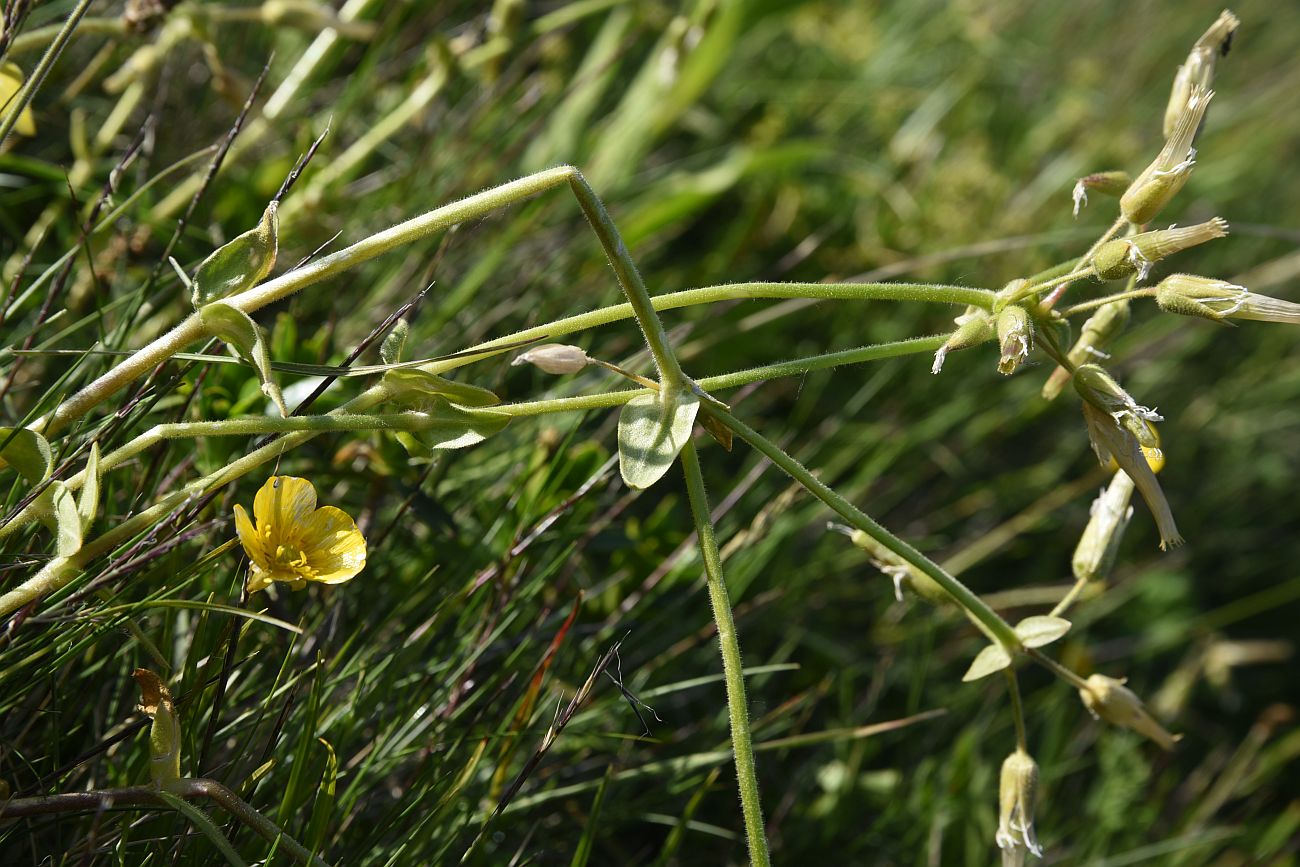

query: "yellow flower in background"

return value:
[234, 476, 366, 593]
[1, 62, 37, 137]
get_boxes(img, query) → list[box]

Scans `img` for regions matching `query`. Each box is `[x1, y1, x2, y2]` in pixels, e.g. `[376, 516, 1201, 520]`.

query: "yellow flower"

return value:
[234, 476, 366, 593]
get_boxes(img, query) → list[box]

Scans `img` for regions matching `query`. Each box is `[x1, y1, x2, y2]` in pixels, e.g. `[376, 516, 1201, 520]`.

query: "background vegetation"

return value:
[2, 0, 1298, 864]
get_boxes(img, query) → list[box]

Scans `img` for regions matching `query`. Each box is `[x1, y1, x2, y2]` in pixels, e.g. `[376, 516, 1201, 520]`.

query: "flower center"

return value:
[264, 532, 318, 579]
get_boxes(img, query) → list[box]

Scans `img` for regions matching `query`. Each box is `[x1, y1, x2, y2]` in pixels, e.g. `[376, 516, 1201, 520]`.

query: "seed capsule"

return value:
[1155, 274, 1300, 325]
[1092, 218, 1228, 282]
[997, 750, 1043, 861]
[1079, 674, 1180, 750]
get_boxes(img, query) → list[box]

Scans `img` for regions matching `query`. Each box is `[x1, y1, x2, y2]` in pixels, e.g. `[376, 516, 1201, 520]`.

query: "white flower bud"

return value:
[512, 344, 591, 375]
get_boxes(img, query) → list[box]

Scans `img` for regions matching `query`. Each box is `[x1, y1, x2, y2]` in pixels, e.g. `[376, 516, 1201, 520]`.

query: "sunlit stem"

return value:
[33, 155, 984, 438]
[1049, 578, 1089, 618]
[1060, 287, 1156, 318]
[680, 442, 771, 867]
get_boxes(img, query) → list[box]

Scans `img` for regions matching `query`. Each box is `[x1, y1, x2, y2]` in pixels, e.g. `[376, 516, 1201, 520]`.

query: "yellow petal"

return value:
[299, 505, 366, 584]
[233, 504, 268, 570]
[253, 476, 318, 533]
[1, 62, 36, 137]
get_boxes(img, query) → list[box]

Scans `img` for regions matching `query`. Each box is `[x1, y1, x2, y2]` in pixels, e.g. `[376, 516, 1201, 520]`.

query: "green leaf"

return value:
[380, 318, 409, 365]
[34, 481, 82, 558]
[77, 443, 100, 533]
[384, 368, 500, 408]
[199, 301, 288, 417]
[961, 643, 1013, 682]
[396, 399, 511, 455]
[306, 737, 338, 857]
[1014, 615, 1072, 648]
[617, 391, 700, 490]
[190, 201, 278, 308]
[0, 426, 52, 483]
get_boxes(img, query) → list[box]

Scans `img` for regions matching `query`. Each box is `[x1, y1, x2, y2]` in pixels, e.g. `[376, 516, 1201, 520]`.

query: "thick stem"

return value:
[679, 442, 771, 867]
[566, 171, 686, 391]
[35, 147, 979, 439]
[32, 167, 578, 436]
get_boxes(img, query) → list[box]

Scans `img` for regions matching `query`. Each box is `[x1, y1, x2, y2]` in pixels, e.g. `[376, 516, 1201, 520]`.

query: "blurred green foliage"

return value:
[1, 1, 1298, 864]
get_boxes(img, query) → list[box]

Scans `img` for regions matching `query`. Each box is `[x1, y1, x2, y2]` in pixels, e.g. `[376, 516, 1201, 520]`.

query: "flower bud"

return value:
[1092, 218, 1229, 282]
[996, 306, 1034, 375]
[1163, 10, 1239, 139]
[1155, 274, 1300, 325]
[134, 669, 183, 790]
[1121, 87, 1213, 225]
[1078, 673, 1180, 750]
[1071, 170, 1131, 217]
[836, 525, 949, 605]
[511, 343, 591, 375]
[1042, 300, 1130, 400]
[996, 749, 1043, 862]
[1072, 471, 1135, 583]
[1073, 365, 1161, 446]
[932, 306, 994, 374]
[1074, 366, 1181, 549]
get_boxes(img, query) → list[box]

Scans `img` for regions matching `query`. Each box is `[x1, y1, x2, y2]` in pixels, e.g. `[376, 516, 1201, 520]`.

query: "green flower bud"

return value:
[1072, 471, 1135, 583]
[1072, 365, 1161, 446]
[833, 525, 949, 605]
[1042, 300, 1130, 400]
[997, 749, 1042, 862]
[1121, 87, 1213, 225]
[1164, 10, 1239, 139]
[1155, 274, 1300, 325]
[1079, 673, 1180, 751]
[996, 306, 1034, 375]
[932, 306, 994, 374]
[1092, 218, 1228, 281]
[134, 669, 183, 790]
[1072, 170, 1131, 217]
